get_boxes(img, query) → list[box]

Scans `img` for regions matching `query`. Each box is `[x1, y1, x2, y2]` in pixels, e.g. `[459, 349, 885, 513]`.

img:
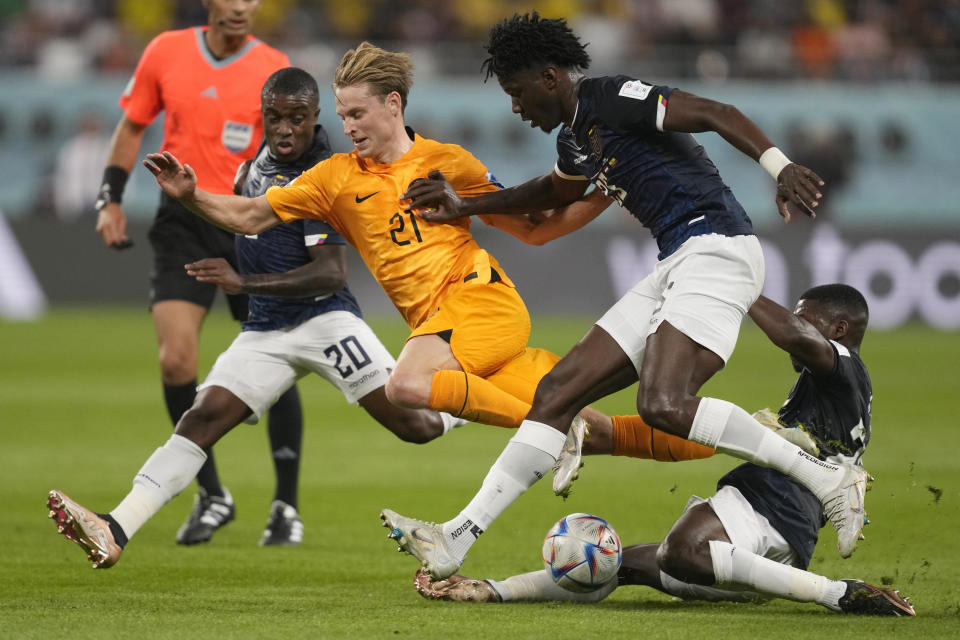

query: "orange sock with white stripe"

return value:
[612, 415, 717, 461]
[429, 369, 530, 428]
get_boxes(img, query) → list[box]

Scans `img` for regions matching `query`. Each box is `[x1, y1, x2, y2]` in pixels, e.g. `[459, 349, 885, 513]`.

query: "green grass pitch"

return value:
[2, 308, 958, 639]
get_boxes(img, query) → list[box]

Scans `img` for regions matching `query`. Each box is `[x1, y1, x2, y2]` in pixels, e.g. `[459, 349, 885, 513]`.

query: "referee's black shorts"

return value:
[147, 193, 248, 321]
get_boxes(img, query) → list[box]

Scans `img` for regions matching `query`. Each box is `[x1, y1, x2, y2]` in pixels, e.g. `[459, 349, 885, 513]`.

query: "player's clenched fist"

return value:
[402, 170, 462, 221]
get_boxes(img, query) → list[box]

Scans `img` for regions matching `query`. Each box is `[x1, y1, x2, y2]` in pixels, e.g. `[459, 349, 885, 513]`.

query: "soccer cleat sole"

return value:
[880, 590, 917, 617]
[47, 490, 112, 569]
[839, 580, 916, 616]
[382, 513, 416, 558]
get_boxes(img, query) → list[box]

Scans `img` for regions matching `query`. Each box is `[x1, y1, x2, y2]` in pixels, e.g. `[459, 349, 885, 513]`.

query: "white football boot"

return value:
[552, 416, 589, 499]
[822, 464, 873, 558]
[381, 508, 462, 579]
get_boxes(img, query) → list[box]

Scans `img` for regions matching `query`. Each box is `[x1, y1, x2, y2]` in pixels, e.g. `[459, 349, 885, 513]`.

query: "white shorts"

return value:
[690, 485, 798, 567]
[199, 311, 396, 424]
[596, 234, 764, 372]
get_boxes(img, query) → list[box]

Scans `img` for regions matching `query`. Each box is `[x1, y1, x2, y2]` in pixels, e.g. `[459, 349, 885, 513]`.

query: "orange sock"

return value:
[612, 415, 716, 461]
[429, 369, 531, 428]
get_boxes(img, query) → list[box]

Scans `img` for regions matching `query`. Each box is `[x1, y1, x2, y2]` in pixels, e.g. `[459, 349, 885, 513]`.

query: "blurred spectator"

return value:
[791, 16, 835, 79]
[834, 20, 891, 82]
[51, 111, 111, 221]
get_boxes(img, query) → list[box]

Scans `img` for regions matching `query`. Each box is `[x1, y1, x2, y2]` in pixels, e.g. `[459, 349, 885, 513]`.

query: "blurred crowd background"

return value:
[4, 0, 960, 82]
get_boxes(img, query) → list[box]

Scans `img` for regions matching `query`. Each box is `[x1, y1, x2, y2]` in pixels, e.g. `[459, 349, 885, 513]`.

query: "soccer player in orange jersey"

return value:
[92, 0, 295, 545]
[143, 43, 714, 470]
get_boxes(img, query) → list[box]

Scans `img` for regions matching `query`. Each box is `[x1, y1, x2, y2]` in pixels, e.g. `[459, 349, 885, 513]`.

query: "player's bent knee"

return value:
[656, 532, 714, 585]
[157, 349, 196, 384]
[175, 402, 239, 449]
[384, 372, 430, 409]
[637, 389, 685, 434]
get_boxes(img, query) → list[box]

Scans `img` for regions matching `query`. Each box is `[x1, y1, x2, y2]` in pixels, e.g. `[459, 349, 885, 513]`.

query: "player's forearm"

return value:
[463, 174, 570, 217]
[752, 296, 839, 376]
[749, 296, 822, 356]
[493, 190, 613, 245]
[181, 190, 276, 235]
[529, 190, 613, 244]
[239, 263, 347, 298]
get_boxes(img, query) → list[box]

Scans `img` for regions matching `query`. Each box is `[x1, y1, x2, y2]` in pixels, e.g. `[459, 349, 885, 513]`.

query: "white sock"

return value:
[689, 398, 843, 499]
[659, 570, 760, 603]
[439, 412, 468, 434]
[489, 570, 616, 602]
[441, 420, 566, 559]
[110, 434, 207, 539]
[709, 540, 845, 608]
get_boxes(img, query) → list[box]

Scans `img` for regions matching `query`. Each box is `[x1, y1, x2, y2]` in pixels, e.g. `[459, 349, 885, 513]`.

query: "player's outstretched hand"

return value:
[402, 170, 463, 222]
[144, 151, 198, 202]
[185, 258, 243, 294]
[776, 163, 824, 223]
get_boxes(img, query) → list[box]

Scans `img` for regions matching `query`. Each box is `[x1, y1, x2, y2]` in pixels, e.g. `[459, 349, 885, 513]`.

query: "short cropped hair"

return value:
[800, 283, 870, 346]
[333, 42, 413, 111]
[261, 67, 319, 102]
[482, 12, 591, 82]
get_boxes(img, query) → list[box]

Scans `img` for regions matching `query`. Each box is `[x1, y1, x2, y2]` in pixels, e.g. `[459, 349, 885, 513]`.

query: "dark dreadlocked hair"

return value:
[799, 283, 870, 347]
[482, 12, 590, 82]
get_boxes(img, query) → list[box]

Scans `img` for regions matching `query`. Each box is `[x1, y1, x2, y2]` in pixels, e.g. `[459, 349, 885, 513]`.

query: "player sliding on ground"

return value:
[384, 13, 870, 580]
[415, 285, 914, 618]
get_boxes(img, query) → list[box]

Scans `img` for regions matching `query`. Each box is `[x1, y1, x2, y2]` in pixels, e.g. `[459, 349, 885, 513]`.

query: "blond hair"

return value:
[333, 42, 414, 111]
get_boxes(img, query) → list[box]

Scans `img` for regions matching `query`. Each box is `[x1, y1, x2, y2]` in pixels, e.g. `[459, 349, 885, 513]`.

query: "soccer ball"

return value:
[542, 513, 622, 592]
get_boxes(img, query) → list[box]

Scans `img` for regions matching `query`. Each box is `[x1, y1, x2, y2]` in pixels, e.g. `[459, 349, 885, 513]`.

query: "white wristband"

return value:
[758, 147, 792, 180]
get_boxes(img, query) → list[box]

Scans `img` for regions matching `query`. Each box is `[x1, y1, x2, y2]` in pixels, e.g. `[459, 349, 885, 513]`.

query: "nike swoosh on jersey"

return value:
[355, 191, 379, 203]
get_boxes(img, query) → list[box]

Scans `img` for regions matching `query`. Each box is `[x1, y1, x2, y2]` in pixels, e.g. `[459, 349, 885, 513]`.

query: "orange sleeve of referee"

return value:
[119, 28, 289, 194]
[119, 32, 167, 126]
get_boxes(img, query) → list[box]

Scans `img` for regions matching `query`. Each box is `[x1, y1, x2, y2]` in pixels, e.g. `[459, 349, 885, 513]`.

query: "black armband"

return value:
[95, 165, 129, 210]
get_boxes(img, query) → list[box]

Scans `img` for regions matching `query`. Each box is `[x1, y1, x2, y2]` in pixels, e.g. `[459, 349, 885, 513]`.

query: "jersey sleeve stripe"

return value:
[656, 93, 668, 132]
[554, 163, 589, 181]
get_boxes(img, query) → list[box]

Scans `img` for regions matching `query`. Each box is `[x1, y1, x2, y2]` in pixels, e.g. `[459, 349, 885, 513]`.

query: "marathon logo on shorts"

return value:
[222, 121, 253, 153]
[348, 369, 381, 389]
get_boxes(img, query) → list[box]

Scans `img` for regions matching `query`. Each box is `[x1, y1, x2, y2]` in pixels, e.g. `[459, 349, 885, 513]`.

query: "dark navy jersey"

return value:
[237, 125, 362, 331]
[555, 75, 754, 259]
[719, 341, 872, 567]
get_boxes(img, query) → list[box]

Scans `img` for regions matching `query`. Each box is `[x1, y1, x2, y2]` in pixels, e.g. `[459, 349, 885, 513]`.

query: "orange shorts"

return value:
[409, 278, 530, 378]
[484, 346, 561, 405]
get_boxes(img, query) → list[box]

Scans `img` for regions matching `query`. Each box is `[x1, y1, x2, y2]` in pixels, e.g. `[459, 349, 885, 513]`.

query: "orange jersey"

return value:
[120, 27, 289, 194]
[265, 132, 510, 328]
